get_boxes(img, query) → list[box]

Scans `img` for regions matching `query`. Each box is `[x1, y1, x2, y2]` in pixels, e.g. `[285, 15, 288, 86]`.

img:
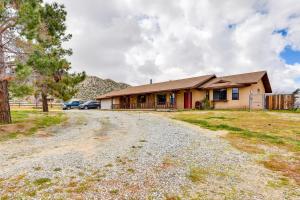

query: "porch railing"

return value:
[112, 102, 176, 109]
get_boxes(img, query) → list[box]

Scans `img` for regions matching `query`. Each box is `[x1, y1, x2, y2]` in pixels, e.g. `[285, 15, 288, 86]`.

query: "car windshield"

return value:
[84, 101, 92, 105]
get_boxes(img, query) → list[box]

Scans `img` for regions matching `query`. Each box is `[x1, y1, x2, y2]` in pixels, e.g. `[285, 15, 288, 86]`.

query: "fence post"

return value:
[249, 94, 251, 112]
[262, 94, 265, 111]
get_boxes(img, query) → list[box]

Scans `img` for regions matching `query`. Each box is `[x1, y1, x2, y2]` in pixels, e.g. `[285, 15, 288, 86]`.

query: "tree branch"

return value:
[0, 17, 18, 34]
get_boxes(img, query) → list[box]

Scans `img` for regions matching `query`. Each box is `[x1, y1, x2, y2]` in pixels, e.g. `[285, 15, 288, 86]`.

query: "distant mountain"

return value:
[73, 76, 130, 100]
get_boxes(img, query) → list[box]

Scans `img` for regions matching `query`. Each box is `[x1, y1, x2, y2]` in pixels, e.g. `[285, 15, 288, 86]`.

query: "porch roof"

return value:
[97, 74, 216, 99]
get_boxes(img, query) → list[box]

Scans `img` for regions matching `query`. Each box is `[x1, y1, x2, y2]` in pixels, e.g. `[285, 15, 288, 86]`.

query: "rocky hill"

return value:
[73, 76, 130, 100]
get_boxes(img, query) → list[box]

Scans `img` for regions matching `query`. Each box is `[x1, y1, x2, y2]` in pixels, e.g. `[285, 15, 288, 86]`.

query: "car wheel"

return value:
[67, 106, 71, 110]
[84, 106, 88, 110]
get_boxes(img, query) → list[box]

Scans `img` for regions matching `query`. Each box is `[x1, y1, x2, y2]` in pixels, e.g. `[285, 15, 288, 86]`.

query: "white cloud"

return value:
[45, 0, 300, 92]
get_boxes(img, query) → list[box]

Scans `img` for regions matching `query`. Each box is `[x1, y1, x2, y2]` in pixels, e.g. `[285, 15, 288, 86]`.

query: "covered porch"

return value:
[111, 89, 196, 110]
[112, 91, 178, 109]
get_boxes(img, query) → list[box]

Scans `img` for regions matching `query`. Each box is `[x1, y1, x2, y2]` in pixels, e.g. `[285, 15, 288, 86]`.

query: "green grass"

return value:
[53, 168, 62, 172]
[33, 178, 51, 186]
[127, 168, 135, 173]
[109, 189, 119, 195]
[0, 110, 66, 141]
[10, 110, 38, 123]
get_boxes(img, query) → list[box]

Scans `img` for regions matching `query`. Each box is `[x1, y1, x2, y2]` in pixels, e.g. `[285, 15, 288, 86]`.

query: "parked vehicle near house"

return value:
[79, 100, 100, 110]
[62, 100, 83, 110]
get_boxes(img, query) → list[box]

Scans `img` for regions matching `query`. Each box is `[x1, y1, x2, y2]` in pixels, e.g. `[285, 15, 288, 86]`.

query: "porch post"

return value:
[174, 91, 177, 109]
[154, 93, 157, 109]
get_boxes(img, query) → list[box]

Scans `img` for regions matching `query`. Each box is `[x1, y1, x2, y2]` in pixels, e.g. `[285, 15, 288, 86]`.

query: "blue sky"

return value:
[280, 46, 300, 85]
[280, 46, 300, 65]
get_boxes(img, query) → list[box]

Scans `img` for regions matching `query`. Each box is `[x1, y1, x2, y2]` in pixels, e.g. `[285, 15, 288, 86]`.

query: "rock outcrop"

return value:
[73, 76, 130, 100]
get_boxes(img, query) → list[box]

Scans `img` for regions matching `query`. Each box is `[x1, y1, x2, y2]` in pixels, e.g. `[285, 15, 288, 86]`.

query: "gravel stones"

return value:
[0, 111, 299, 199]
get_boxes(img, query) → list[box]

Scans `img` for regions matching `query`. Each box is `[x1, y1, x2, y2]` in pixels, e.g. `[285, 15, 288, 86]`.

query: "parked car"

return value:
[62, 100, 83, 110]
[79, 100, 100, 110]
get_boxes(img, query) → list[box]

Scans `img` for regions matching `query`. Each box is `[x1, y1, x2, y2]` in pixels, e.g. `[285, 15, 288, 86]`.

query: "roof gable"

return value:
[201, 71, 272, 93]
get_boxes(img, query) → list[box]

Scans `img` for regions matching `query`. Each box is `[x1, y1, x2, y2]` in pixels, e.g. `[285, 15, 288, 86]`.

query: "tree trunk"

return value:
[0, 80, 12, 123]
[41, 92, 49, 112]
[0, 33, 12, 124]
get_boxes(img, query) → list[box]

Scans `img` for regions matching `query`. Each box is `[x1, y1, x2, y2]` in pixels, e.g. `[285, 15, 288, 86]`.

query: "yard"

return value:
[0, 110, 299, 199]
[171, 110, 300, 185]
[0, 109, 67, 141]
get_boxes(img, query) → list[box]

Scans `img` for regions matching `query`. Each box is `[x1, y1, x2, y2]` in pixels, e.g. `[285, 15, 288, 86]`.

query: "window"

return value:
[138, 95, 146, 103]
[157, 94, 166, 105]
[213, 89, 227, 101]
[232, 88, 239, 100]
[170, 94, 175, 105]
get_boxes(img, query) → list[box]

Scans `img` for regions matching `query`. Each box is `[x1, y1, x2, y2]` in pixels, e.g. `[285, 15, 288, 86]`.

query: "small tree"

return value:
[27, 2, 85, 112]
[0, 0, 41, 123]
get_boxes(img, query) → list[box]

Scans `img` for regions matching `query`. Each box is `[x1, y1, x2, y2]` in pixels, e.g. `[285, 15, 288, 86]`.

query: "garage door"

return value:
[101, 99, 112, 109]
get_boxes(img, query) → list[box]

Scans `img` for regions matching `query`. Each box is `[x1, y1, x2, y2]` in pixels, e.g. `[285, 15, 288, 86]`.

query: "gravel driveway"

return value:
[0, 111, 299, 199]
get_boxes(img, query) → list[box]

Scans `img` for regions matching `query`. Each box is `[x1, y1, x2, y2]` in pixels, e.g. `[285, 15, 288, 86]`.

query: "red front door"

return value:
[184, 92, 192, 109]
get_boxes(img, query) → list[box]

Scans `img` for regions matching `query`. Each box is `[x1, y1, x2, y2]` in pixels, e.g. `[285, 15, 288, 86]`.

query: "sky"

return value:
[45, 0, 300, 92]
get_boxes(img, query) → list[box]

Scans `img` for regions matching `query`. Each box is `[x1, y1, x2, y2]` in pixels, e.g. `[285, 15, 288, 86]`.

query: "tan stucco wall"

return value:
[210, 80, 266, 109]
[191, 89, 206, 109]
[112, 97, 120, 104]
[175, 89, 206, 109]
[176, 90, 184, 109]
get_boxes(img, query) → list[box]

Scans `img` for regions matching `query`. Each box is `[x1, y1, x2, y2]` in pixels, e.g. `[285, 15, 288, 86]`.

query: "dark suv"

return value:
[79, 101, 100, 110]
[62, 101, 83, 110]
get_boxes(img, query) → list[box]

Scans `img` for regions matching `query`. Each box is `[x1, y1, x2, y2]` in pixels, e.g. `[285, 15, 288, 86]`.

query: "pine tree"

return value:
[0, 0, 41, 123]
[26, 2, 85, 112]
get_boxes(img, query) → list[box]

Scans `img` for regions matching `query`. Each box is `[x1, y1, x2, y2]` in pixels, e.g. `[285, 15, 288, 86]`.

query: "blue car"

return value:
[62, 100, 83, 110]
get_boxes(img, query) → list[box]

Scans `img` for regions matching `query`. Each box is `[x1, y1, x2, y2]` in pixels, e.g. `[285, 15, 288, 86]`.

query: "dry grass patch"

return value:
[172, 110, 300, 184]
[187, 167, 209, 183]
[267, 177, 290, 188]
[226, 135, 265, 154]
[261, 156, 300, 185]
[164, 195, 181, 200]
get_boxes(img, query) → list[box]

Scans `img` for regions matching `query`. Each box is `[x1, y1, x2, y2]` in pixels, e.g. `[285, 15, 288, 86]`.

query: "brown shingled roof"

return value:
[200, 71, 272, 93]
[97, 74, 216, 99]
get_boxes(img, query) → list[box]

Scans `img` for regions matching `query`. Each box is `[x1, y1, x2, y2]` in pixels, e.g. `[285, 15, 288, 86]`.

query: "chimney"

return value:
[150, 79, 152, 84]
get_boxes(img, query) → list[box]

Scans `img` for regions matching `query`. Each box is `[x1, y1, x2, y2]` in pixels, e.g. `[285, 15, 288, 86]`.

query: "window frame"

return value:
[137, 95, 146, 103]
[157, 94, 167, 105]
[213, 89, 227, 101]
[232, 88, 239, 100]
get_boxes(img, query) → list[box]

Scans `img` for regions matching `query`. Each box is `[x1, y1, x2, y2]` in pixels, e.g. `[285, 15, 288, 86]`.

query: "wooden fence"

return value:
[265, 94, 294, 110]
[9, 102, 62, 109]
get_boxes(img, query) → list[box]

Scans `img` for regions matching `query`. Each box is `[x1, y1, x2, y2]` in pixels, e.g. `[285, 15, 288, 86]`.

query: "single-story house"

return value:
[96, 71, 272, 110]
